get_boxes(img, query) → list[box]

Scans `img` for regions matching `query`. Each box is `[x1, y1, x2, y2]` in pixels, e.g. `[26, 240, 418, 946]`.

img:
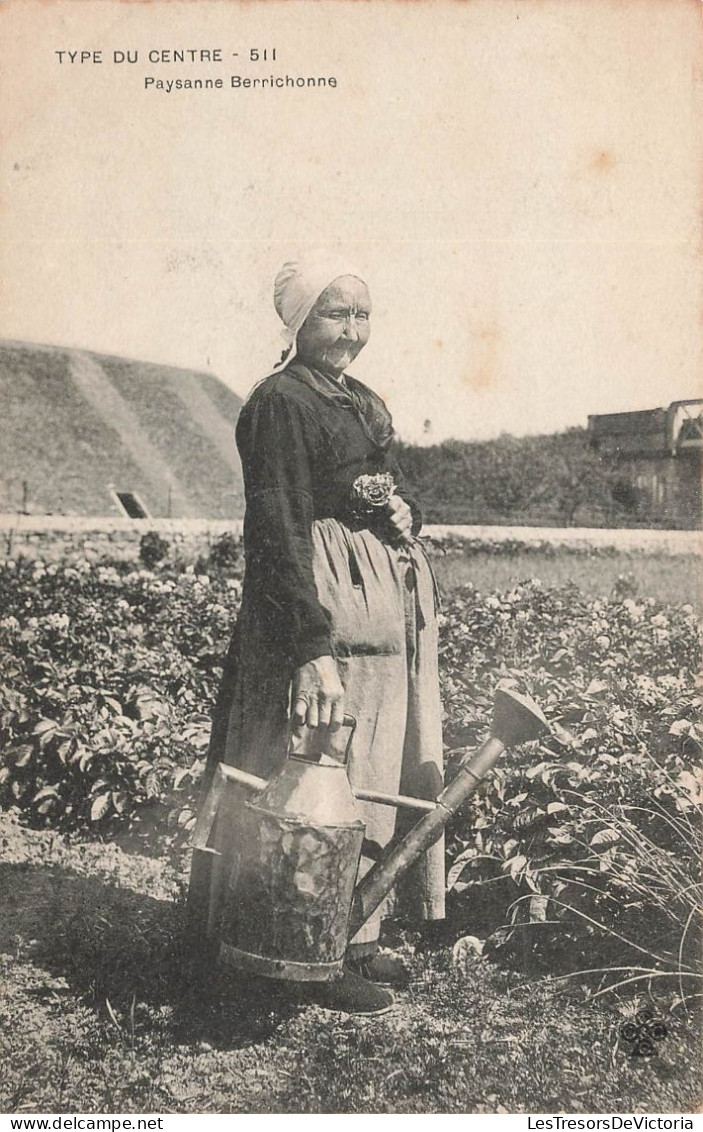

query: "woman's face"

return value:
[295, 276, 372, 377]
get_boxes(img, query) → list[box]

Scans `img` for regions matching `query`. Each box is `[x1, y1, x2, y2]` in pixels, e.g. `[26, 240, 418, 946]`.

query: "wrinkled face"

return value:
[295, 276, 372, 377]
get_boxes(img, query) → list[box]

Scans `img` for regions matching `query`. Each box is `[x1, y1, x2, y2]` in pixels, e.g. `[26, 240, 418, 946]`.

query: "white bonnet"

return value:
[273, 257, 368, 349]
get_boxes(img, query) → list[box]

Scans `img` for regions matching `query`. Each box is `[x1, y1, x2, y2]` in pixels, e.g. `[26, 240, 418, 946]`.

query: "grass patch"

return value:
[432, 549, 702, 611]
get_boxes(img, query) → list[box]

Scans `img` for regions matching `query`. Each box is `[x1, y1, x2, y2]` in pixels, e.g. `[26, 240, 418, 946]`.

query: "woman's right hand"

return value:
[385, 493, 413, 544]
[292, 655, 345, 729]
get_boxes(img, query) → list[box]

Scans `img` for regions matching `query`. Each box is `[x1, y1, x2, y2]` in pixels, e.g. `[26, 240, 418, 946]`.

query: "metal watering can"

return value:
[191, 686, 549, 982]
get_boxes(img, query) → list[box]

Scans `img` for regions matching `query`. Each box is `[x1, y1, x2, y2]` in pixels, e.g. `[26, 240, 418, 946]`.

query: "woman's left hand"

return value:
[386, 493, 413, 543]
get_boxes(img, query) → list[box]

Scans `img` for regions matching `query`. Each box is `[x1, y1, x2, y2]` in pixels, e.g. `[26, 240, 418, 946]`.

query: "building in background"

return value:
[588, 400, 702, 529]
[0, 341, 244, 519]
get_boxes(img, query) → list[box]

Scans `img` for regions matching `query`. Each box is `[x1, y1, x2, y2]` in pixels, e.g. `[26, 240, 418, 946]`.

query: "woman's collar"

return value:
[286, 361, 355, 402]
[285, 362, 395, 450]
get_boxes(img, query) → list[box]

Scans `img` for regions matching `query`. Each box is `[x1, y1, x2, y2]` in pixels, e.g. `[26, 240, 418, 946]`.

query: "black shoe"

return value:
[347, 950, 411, 988]
[308, 967, 395, 1016]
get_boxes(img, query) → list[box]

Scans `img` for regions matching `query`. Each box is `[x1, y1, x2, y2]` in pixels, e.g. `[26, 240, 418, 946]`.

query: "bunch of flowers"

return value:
[350, 472, 395, 512]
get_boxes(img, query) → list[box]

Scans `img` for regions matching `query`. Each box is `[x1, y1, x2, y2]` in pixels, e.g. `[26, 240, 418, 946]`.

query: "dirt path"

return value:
[1, 812, 699, 1114]
[0, 812, 448, 1113]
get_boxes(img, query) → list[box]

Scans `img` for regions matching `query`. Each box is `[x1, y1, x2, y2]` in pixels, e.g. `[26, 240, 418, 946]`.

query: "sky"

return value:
[1, 0, 701, 443]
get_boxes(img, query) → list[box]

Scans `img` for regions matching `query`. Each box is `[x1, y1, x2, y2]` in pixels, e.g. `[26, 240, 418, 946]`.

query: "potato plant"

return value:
[0, 542, 700, 991]
[439, 581, 701, 987]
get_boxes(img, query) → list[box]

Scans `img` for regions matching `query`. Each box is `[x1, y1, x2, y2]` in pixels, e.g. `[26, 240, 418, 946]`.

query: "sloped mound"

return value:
[0, 340, 244, 518]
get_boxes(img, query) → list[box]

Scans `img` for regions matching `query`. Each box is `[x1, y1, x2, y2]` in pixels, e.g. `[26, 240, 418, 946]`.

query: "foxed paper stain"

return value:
[590, 148, 618, 176]
[464, 317, 502, 393]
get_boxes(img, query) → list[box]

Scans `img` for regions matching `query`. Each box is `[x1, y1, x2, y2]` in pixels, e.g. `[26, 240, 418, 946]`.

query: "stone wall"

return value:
[0, 516, 244, 564]
[0, 514, 699, 563]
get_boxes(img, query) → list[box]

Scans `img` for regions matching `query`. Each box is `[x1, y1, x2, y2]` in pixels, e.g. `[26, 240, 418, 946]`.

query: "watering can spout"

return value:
[191, 686, 550, 981]
[347, 687, 549, 939]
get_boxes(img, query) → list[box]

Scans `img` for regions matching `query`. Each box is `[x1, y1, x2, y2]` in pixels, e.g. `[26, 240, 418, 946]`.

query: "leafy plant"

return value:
[138, 531, 170, 569]
[207, 532, 243, 573]
[439, 581, 701, 993]
[0, 547, 700, 996]
[0, 556, 240, 847]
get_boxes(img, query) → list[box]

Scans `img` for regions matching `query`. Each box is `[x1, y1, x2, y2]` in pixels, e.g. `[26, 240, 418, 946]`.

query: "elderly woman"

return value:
[189, 259, 445, 1015]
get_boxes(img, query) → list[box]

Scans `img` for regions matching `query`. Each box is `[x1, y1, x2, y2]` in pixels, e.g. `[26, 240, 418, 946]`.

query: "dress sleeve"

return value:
[353, 378, 424, 536]
[238, 390, 333, 668]
[387, 452, 423, 536]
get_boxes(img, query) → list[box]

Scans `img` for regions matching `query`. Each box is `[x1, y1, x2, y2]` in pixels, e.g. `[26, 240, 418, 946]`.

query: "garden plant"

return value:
[0, 532, 700, 1113]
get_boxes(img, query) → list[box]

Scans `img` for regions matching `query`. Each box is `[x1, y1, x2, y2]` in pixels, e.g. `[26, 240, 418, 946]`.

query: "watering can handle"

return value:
[287, 713, 357, 766]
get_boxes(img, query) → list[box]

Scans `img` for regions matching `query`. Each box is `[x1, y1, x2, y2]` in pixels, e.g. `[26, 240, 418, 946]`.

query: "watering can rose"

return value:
[350, 472, 396, 512]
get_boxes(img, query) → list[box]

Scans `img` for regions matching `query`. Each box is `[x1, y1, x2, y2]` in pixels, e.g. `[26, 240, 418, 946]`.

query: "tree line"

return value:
[396, 427, 647, 528]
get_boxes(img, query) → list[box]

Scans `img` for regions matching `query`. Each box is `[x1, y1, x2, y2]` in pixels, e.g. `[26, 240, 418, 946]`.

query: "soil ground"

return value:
[1, 812, 700, 1115]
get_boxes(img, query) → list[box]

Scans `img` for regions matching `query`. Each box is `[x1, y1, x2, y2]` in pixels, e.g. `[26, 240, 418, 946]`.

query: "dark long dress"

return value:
[188, 362, 445, 952]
